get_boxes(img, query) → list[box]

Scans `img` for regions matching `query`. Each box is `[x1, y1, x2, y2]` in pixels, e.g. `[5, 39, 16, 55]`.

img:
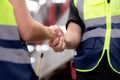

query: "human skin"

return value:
[49, 22, 82, 52]
[10, 0, 61, 42]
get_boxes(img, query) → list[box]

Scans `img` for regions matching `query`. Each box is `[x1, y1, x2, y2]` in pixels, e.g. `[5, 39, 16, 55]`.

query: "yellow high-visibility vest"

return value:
[73, 0, 120, 74]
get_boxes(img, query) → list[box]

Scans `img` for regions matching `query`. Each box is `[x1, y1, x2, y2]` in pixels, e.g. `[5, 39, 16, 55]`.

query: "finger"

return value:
[57, 41, 66, 52]
[54, 36, 63, 50]
[52, 36, 60, 46]
[53, 25, 63, 36]
[48, 40, 53, 48]
[53, 36, 65, 52]
[48, 36, 60, 51]
[61, 42, 66, 51]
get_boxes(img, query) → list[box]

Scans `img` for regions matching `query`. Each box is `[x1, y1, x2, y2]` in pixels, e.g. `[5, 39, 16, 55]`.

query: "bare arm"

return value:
[65, 22, 82, 49]
[9, 0, 56, 42]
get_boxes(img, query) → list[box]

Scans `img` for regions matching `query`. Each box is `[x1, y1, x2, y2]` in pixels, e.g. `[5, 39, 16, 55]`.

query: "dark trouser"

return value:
[76, 51, 120, 80]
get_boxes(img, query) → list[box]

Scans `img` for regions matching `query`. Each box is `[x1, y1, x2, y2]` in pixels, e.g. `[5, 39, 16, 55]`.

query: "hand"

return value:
[49, 25, 66, 52]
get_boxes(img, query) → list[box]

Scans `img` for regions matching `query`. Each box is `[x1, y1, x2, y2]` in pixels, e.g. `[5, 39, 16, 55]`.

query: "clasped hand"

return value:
[48, 25, 66, 52]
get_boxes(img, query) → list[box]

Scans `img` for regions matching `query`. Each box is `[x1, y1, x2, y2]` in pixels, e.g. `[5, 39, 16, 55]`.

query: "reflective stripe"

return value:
[0, 25, 29, 64]
[85, 17, 106, 28]
[0, 25, 20, 40]
[81, 28, 106, 41]
[0, 47, 30, 64]
[82, 28, 120, 41]
[112, 15, 120, 23]
[77, 0, 84, 21]
[110, 29, 120, 38]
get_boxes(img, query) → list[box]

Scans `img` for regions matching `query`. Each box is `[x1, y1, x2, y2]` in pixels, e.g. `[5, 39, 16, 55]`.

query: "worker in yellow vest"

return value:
[0, 0, 61, 80]
[49, 0, 120, 80]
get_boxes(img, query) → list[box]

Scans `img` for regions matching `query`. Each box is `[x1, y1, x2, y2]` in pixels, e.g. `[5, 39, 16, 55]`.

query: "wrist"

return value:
[48, 27, 55, 40]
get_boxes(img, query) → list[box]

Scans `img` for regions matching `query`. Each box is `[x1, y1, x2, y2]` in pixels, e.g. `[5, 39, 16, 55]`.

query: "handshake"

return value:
[48, 25, 66, 52]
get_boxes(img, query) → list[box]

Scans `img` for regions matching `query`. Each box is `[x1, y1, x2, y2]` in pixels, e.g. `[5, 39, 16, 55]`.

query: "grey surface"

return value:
[30, 42, 74, 79]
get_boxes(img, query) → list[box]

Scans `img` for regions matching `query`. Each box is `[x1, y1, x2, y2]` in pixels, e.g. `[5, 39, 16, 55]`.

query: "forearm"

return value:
[64, 32, 81, 49]
[65, 22, 82, 49]
[18, 19, 55, 42]
[10, 0, 55, 42]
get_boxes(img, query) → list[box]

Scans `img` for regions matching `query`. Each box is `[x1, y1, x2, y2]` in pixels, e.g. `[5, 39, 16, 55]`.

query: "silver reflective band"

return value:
[77, 0, 84, 21]
[0, 25, 20, 40]
[112, 15, 120, 23]
[82, 28, 120, 41]
[0, 47, 30, 64]
[85, 17, 106, 28]
[81, 28, 106, 41]
[111, 29, 120, 38]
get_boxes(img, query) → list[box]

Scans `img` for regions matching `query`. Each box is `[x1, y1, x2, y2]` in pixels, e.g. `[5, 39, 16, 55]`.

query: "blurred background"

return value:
[26, 0, 75, 80]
